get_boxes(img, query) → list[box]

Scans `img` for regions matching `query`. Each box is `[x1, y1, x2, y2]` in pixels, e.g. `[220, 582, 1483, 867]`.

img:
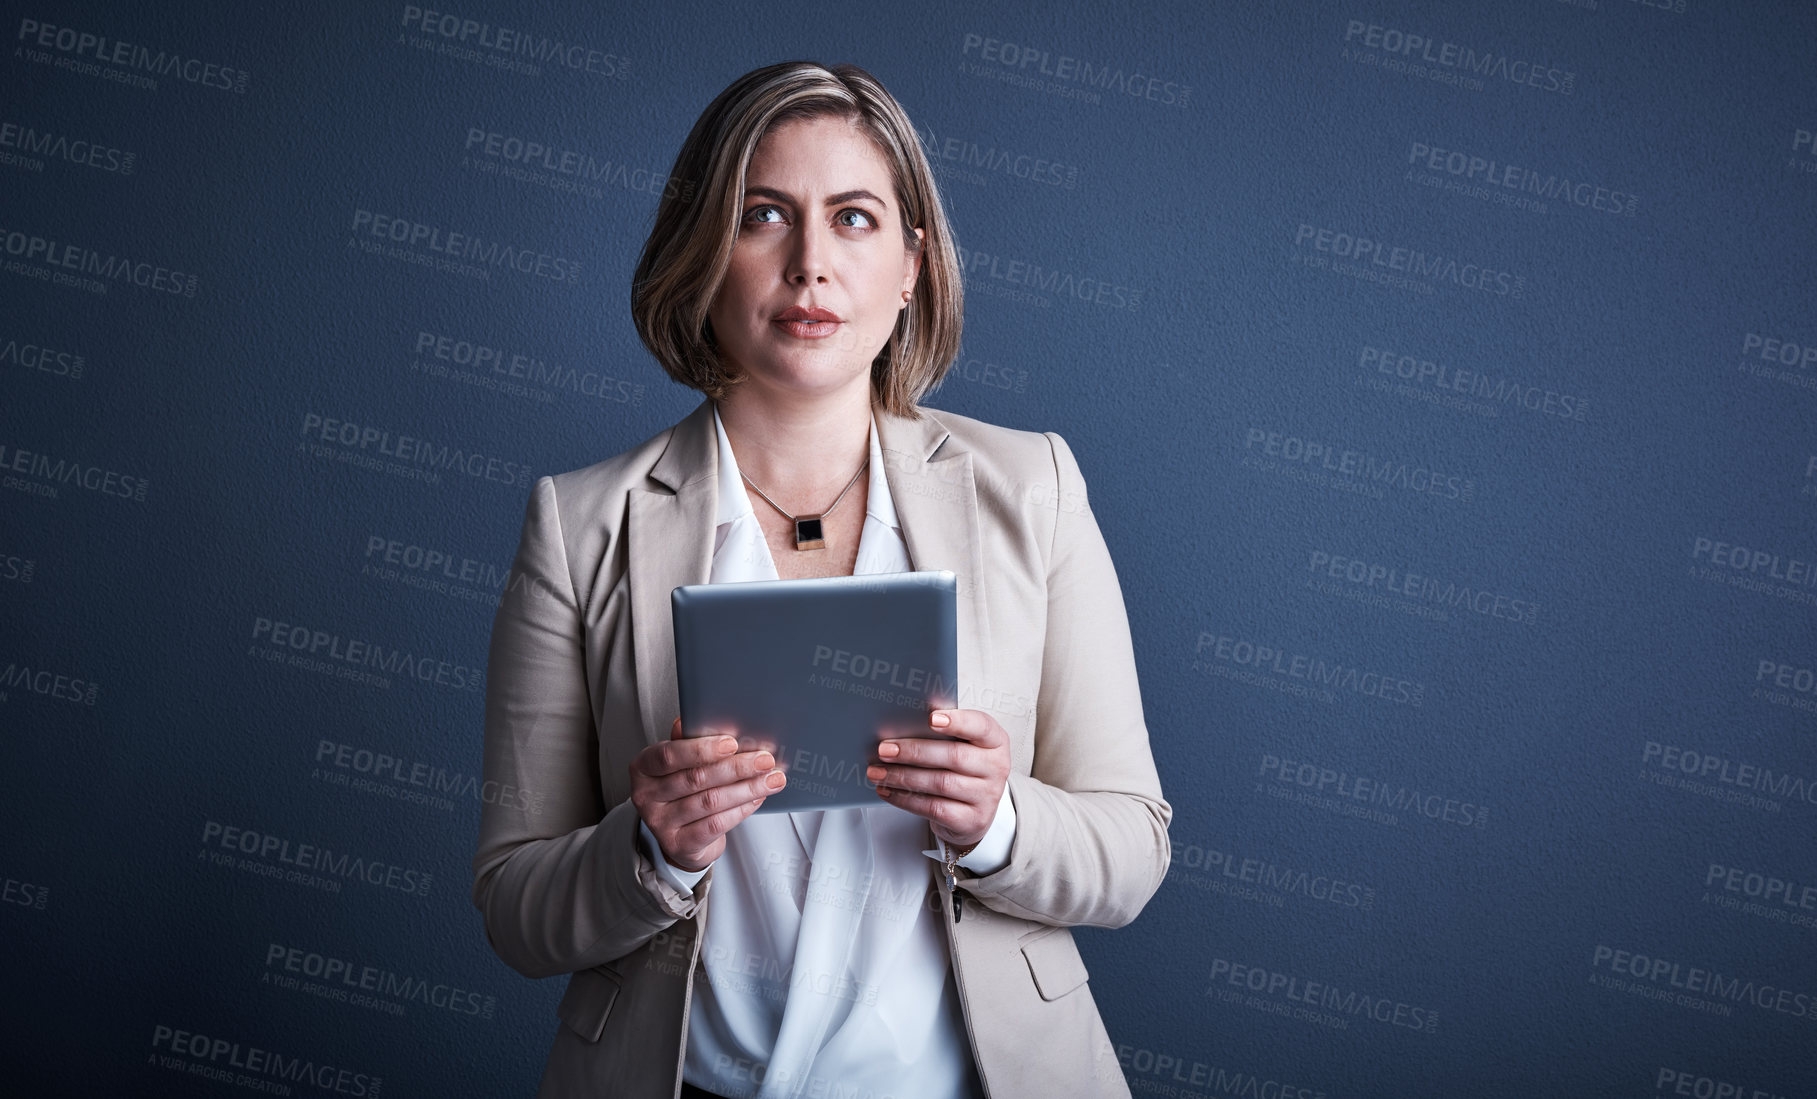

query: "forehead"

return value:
[746, 116, 895, 198]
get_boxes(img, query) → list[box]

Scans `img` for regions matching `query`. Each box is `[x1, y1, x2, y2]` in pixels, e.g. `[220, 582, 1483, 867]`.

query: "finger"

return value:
[867, 763, 989, 804]
[874, 736, 997, 777]
[640, 727, 740, 776]
[655, 748, 778, 805]
[873, 785, 974, 831]
[926, 708, 1005, 747]
[674, 792, 769, 854]
[671, 718, 744, 741]
[670, 767, 787, 828]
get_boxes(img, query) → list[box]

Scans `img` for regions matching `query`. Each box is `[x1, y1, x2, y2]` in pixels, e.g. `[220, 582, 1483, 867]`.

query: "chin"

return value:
[747, 362, 873, 393]
[756, 344, 873, 374]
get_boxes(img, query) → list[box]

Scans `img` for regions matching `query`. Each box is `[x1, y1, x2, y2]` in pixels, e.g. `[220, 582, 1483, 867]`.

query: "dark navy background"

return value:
[5, 1, 1815, 1095]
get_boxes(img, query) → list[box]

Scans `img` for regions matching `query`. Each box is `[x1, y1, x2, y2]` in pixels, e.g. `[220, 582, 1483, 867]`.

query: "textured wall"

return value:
[4, 0, 1815, 1095]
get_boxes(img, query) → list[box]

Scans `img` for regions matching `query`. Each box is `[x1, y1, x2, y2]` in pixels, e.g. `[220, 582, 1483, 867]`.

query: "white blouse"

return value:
[634, 403, 1016, 1099]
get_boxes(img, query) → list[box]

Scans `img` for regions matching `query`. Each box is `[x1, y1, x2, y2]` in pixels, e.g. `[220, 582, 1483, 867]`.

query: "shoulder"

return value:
[915, 404, 1067, 479]
[913, 407, 1094, 564]
[537, 415, 684, 517]
[914, 404, 1093, 507]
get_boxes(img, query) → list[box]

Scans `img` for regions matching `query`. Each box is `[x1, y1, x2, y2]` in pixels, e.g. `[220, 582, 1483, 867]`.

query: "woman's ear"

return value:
[903, 227, 926, 295]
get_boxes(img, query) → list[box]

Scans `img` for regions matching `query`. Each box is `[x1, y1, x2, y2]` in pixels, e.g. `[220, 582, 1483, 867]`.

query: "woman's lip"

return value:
[772, 318, 841, 339]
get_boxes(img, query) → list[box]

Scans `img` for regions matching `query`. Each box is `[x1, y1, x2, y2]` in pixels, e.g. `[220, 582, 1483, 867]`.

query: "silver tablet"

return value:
[671, 570, 959, 814]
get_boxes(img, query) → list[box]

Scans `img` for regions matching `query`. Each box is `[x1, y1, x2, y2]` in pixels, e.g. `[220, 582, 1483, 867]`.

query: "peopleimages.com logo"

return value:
[16, 17, 250, 93]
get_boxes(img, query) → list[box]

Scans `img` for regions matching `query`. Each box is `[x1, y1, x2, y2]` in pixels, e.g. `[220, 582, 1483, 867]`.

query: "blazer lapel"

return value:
[629, 399, 718, 749]
[626, 399, 991, 750]
[875, 406, 992, 719]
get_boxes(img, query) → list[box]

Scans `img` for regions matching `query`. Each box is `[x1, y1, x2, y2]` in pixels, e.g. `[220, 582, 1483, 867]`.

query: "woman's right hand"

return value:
[630, 717, 787, 872]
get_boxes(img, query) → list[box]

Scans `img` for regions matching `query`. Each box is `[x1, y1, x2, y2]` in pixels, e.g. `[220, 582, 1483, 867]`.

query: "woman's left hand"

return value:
[867, 708, 1011, 849]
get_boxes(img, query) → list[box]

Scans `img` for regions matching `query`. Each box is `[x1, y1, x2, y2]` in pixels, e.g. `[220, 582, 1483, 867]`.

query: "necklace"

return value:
[740, 457, 868, 551]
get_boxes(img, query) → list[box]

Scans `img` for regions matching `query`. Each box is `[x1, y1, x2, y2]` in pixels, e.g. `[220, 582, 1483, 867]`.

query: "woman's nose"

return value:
[785, 223, 829, 284]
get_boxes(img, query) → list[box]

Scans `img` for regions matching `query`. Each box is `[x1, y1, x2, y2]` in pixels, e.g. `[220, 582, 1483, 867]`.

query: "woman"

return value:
[471, 61, 1171, 1099]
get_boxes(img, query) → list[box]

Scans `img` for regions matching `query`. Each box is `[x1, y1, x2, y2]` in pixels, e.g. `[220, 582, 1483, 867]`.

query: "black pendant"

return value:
[793, 515, 825, 551]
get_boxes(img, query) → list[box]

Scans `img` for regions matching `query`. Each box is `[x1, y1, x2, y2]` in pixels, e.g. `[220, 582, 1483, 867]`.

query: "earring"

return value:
[901, 290, 913, 303]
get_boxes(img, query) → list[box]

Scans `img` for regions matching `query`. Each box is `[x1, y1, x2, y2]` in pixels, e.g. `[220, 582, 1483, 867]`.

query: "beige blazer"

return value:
[471, 397, 1172, 1098]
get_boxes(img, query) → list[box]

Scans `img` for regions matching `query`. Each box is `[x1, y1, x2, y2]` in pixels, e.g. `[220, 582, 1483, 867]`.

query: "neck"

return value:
[715, 383, 873, 506]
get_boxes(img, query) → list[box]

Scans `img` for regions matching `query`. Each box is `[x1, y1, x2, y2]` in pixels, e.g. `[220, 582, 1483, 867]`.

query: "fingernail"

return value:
[930, 712, 950, 727]
[766, 771, 786, 789]
[877, 787, 891, 797]
[878, 742, 899, 758]
[719, 737, 738, 754]
[866, 766, 885, 782]
[755, 752, 774, 769]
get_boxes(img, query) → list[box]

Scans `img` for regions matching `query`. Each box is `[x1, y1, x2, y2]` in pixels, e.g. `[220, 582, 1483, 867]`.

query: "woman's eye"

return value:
[744, 206, 785, 224]
[837, 209, 876, 229]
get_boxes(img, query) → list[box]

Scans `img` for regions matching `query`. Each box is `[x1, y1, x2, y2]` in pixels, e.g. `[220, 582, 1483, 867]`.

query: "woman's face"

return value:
[706, 115, 923, 401]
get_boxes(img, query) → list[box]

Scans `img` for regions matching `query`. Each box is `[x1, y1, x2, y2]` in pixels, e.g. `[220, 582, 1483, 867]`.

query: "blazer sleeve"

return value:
[470, 475, 709, 981]
[958, 432, 1173, 929]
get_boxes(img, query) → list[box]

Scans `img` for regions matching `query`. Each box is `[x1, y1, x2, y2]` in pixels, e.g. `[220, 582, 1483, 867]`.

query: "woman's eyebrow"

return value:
[744, 185, 888, 209]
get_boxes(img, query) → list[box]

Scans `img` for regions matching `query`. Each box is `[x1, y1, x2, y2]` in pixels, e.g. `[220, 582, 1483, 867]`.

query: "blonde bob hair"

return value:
[631, 61, 963, 420]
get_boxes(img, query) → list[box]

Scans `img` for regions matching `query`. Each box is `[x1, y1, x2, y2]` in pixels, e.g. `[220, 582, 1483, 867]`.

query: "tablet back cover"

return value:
[671, 570, 958, 813]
